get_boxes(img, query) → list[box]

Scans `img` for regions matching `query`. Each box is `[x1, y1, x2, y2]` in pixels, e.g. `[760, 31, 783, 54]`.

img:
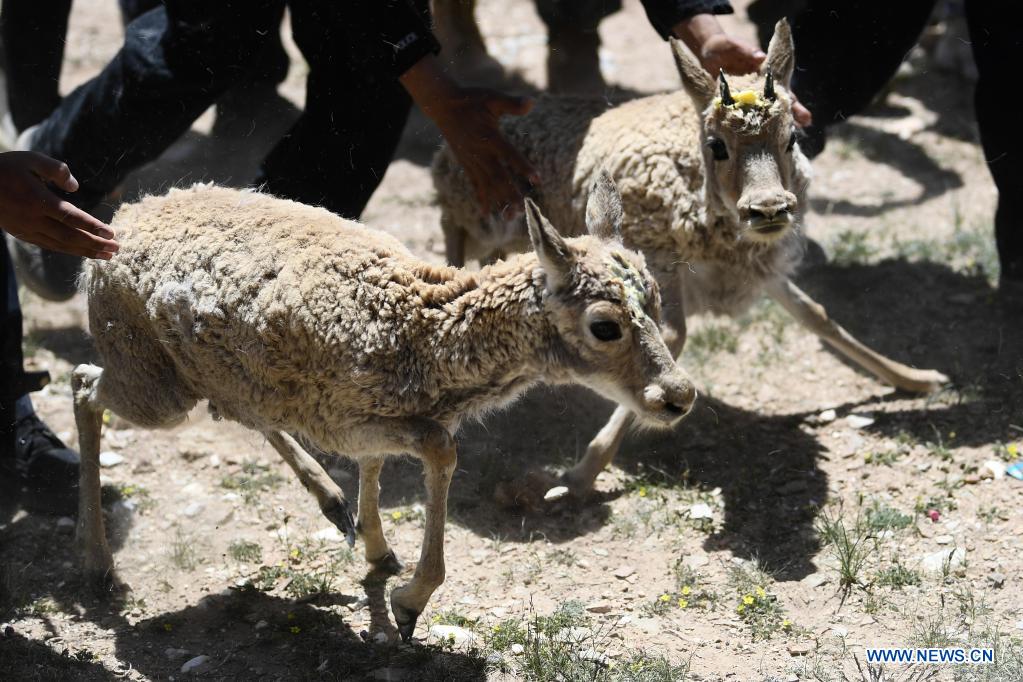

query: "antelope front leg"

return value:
[265, 431, 356, 546]
[357, 457, 404, 574]
[564, 267, 689, 495]
[389, 423, 457, 642]
[336, 417, 457, 641]
[766, 278, 948, 393]
[71, 364, 122, 594]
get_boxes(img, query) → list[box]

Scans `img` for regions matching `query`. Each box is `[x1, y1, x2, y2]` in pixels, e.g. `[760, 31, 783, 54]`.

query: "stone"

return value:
[817, 409, 837, 423]
[254, 620, 269, 630]
[787, 642, 813, 656]
[182, 502, 204, 518]
[313, 527, 342, 542]
[802, 573, 829, 588]
[934, 535, 954, 545]
[586, 601, 613, 614]
[544, 486, 570, 501]
[689, 503, 714, 519]
[99, 451, 124, 468]
[578, 649, 610, 666]
[180, 655, 210, 674]
[988, 572, 1006, 588]
[920, 548, 966, 573]
[845, 414, 875, 429]
[682, 554, 709, 569]
[613, 565, 635, 579]
[511, 643, 525, 655]
[428, 625, 475, 647]
[56, 516, 75, 532]
[982, 460, 1006, 480]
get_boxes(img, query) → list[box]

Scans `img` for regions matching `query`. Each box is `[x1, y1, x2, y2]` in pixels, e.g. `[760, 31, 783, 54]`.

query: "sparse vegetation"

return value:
[220, 459, 285, 503]
[815, 506, 874, 594]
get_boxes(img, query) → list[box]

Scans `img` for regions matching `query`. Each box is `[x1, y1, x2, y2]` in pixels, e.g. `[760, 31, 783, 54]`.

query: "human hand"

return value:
[401, 56, 539, 216]
[0, 152, 118, 259]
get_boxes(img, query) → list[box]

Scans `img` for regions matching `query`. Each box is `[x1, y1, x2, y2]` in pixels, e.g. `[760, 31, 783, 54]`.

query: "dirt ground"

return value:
[2, 1, 1022, 680]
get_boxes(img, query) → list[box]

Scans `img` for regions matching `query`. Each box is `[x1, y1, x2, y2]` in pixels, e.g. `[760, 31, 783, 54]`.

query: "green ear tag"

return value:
[607, 253, 648, 321]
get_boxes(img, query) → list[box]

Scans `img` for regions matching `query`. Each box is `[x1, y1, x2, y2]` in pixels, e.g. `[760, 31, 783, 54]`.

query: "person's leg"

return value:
[29, 0, 285, 210]
[0, 0, 72, 132]
[789, 0, 935, 158]
[259, 0, 415, 218]
[1, 234, 79, 515]
[964, 0, 1023, 286]
[535, 0, 621, 93]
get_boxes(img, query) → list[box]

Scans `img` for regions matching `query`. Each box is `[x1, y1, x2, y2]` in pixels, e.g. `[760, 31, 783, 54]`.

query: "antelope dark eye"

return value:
[707, 137, 728, 161]
[786, 131, 796, 152]
[589, 320, 622, 342]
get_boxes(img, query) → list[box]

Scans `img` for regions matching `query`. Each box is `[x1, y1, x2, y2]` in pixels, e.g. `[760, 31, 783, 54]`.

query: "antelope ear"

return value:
[585, 170, 623, 242]
[765, 19, 795, 89]
[670, 37, 715, 109]
[525, 198, 573, 291]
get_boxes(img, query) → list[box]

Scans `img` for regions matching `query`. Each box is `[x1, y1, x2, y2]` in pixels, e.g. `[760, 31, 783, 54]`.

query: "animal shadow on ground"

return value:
[809, 121, 963, 218]
[0, 557, 487, 681]
[795, 258, 1023, 448]
[355, 384, 830, 581]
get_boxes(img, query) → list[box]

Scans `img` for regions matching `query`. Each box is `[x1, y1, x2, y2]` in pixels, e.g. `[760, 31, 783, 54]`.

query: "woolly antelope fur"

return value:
[71, 179, 692, 640]
[432, 20, 948, 498]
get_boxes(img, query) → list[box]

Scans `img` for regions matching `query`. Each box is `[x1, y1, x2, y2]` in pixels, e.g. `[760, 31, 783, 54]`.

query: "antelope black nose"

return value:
[748, 204, 791, 220]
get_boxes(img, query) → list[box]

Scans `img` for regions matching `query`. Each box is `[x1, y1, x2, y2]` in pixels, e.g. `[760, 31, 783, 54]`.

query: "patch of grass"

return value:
[864, 500, 913, 533]
[646, 561, 717, 615]
[116, 482, 155, 512]
[829, 229, 877, 266]
[862, 449, 902, 467]
[227, 539, 263, 564]
[727, 561, 792, 640]
[684, 322, 739, 363]
[815, 506, 874, 593]
[220, 459, 284, 503]
[547, 548, 578, 567]
[477, 601, 692, 681]
[432, 610, 480, 629]
[168, 530, 201, 571]
[875, 558, 921, 589]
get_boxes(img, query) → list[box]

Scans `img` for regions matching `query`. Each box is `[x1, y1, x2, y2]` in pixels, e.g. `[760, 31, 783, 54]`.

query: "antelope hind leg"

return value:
[766, 278, 948, 393]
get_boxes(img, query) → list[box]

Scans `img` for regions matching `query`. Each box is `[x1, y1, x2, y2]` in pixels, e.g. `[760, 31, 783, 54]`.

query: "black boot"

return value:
[1, 410, 80, 516]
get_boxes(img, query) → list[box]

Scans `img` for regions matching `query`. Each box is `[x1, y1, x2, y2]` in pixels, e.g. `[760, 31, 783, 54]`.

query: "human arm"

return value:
[400, 55, 539, 216]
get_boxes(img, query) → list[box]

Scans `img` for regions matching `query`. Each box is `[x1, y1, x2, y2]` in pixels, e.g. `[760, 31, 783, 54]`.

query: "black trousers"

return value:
[1, 235, 24, 455]
[24, 0, 418, 219]
[789, 0, 1023, 280]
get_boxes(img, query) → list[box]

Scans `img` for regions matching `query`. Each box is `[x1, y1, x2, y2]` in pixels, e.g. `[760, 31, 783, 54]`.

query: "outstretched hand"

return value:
[0, 151, 118, 259]
[401, 56, 539, 217]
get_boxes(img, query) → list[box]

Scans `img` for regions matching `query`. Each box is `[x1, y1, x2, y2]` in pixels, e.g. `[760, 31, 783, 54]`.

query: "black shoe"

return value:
[2, 413, 79, 515]
[7, 238, 83, 302]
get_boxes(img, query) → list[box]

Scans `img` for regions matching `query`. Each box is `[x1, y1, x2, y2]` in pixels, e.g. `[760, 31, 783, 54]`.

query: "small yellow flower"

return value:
[737, 603, 746, 614]
[742, 595, 755, 605]
[162, 623, 173, 632]
[658, 593, 670, 603]
[391, 510, 403, 521]
[638, 487, 648, 498]
[948, 431, 956, 440]
[755, 586, 767, 599]
[781, 618, 793, 629]
[290, 626, 301, 634]
[289, 547, 301, 559]
[681, 585, 692, 596]
[677, 598, 689, 609]
[1008, 444, 1019, 458]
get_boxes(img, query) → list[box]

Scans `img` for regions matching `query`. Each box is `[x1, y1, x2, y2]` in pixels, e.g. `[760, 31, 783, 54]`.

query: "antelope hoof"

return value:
[83, 566, 128, 599]
[368, 549, 405, 576]
[894, 368, 949, 394]
[324, 501, 357, 547]
[390, 595, 420, 642]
